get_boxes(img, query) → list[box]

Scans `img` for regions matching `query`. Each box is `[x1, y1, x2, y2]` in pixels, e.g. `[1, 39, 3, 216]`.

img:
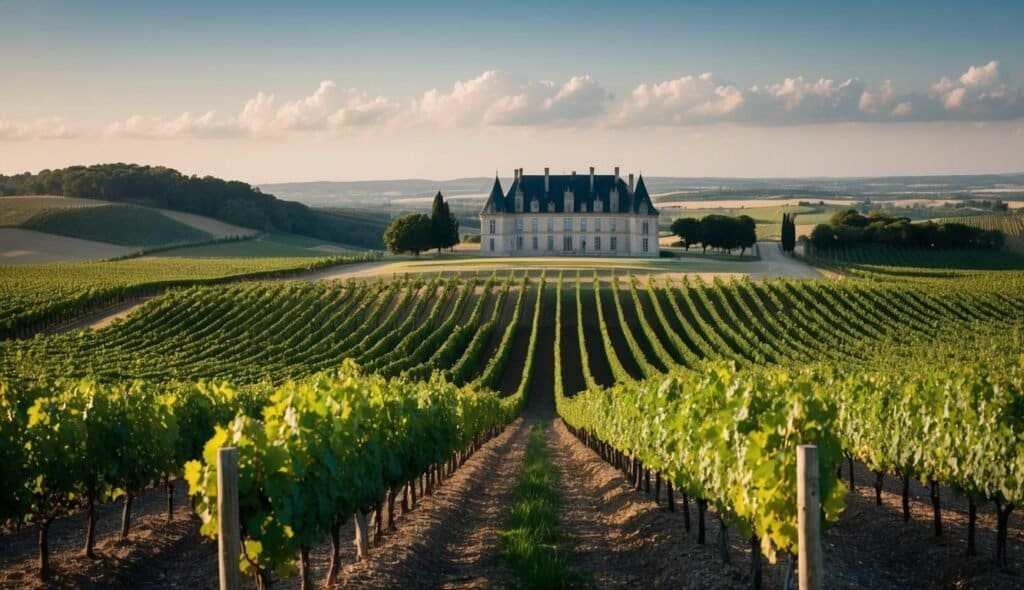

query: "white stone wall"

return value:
[479, 212, 659, 257]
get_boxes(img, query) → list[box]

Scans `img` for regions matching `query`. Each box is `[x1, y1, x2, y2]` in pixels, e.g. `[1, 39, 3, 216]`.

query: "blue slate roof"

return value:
[482, 173, 658, 215]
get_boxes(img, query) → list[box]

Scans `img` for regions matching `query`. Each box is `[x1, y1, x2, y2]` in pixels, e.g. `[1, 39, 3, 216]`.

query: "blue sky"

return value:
[1, 0, 1022, 181]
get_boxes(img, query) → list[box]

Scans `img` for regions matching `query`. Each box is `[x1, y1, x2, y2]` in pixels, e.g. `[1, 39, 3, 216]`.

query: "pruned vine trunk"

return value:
[848, 455, 855, 491]
[873, 471, 884, 506]
[929, 479, 942, 537]
[967, 496, 977, 556]
[354, 510, 370, 560]
[697, 498, 707, 544]
[119, 492, 134, 542]
[327, 520, 342, 585]
[995, 501, 1014, 568]
[682, 492, 691, 532]
[750, 535, 763, 590]
[298, 545, 313, 590]
[38, 521, 50, 582]
[901, 473, 911, 522]
[84, 495, 97, 558]
[718, 514, 730, 564]
[166, 479, 175, 522]
[387, 486, 397, 531]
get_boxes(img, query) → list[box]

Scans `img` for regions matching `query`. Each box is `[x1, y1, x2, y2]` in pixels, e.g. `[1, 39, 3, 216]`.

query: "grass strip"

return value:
[499, 422, 579, 589]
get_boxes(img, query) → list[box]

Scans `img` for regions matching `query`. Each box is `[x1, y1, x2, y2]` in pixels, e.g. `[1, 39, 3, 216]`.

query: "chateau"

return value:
[479, 167, 659, 257]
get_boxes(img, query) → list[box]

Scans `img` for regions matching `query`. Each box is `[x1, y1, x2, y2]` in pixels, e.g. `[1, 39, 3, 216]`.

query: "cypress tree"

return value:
[781, 212, 796, 253]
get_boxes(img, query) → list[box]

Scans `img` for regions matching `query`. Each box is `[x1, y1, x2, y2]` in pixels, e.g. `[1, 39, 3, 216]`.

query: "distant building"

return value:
[479, 166, 659, 257]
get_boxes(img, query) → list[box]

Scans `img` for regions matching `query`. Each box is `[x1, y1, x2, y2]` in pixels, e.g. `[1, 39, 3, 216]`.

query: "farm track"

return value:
[336, 419, 528, 590]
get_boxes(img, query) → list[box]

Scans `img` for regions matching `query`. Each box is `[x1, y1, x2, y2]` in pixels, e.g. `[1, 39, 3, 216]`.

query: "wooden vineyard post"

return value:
[217, 448, 240, 590]
[797, 445, 823, 590]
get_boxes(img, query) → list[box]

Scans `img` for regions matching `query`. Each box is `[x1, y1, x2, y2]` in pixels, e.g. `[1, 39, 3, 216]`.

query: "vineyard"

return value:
[1, 265, 1023, 588]
[0, 254, 377, 340]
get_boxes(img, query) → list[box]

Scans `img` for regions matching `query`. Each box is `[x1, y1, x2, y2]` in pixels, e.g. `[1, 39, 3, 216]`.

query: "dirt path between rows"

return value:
[547, 419, 752, 589]
[336, 419, 529, 589]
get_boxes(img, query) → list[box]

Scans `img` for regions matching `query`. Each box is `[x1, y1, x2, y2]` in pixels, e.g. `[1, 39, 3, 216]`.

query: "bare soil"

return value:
[335, 420, 529, 589]
[496, 286, 537, 395]
[596, 285, 643, 380]
[558, 284, 586, 396]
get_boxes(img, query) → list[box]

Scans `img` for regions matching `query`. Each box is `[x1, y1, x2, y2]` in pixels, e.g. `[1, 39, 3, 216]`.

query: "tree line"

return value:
[809, 209, 1004, 252]
[0, 163, 384, 248]
[670, 214, 757, 256]
[383, 192, 460, 255]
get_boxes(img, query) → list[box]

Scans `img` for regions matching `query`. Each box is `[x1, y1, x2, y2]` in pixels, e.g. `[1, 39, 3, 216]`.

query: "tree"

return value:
[384, 214, 434, 255]
[670, 217, 701, 251]
[430, 191, 459, 252]
[781, 212, 796, 253]
[735, 215, 757, 256]
[809, 224, 837, 252]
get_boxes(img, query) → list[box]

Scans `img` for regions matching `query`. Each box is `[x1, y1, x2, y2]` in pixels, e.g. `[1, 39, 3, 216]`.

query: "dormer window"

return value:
[594, 200, 603, 213]
[582, 202, 588, 213]
[547, 202, 555, 213]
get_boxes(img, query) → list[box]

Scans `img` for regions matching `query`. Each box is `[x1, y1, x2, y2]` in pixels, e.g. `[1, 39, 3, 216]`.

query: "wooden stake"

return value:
[217, 448, 240, 590]
[797, 445, 823, 590]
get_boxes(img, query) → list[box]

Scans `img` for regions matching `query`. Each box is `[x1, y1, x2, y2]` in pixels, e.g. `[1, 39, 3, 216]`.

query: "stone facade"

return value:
[479, 167, 659, 257]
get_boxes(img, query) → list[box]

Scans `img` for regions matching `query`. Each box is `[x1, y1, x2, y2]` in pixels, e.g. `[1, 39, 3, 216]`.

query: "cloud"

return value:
[106, 81, 401, 139]
[16, 61, 1024, 141]
[408, 70, 610, 127]
[0, 117, 77, 140]
[613, 73, 744, 125]
[616, 60, 1024, 126]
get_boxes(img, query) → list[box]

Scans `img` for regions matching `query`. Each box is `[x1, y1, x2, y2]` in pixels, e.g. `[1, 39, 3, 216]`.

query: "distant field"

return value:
[660, 203, 841, 239]
[21, 204, 212, 247]
[0, 195, 108, 225]
[0, 227, 137, 264]
[152, 232, 365, 258]
[155, 208, 257, 238]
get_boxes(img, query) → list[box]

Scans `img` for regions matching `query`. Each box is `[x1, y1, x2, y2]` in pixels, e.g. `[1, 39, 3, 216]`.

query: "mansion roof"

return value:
[481, 172, 658, 215]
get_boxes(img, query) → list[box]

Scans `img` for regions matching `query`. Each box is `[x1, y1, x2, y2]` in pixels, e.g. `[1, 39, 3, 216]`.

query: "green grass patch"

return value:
[22, 204, 211, 247]
[152, 232, 364, 258]
[500, 422, 580, 589]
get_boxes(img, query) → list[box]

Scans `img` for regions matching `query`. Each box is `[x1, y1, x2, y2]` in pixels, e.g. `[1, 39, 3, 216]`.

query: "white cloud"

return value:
[407, 70, 610, 127]
[106, 81, 401, 139]
[960, 60, 1001, 88]
[0, 117, 77, 141]
[613, 73, 744, 125]
[618, 60, 1023, 126]
[16, 61, 1024, 141]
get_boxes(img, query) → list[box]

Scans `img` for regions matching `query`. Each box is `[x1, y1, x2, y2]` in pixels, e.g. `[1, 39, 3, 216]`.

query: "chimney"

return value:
[614, 166, 620, 185]
[513, 169, 519, 181]
[589, 166, 595, 192]
[628, 173, 634, 194]
[544, 167, 550, 192]
[572, 170, 576, 177]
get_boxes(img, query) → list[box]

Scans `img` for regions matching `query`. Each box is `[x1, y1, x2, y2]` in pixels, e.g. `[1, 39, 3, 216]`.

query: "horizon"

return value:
[3, 0, 1023, 181]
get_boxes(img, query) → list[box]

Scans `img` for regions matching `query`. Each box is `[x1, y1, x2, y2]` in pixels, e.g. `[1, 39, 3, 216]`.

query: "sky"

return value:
[1, 0, 1023, 182]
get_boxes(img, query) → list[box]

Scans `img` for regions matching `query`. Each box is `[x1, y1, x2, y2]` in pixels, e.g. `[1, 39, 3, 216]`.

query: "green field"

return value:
[0, 195, 108, 226]
[21, 204, 212, 247]
[661, 203, 840, 238]
[152, 232, 366, 258]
